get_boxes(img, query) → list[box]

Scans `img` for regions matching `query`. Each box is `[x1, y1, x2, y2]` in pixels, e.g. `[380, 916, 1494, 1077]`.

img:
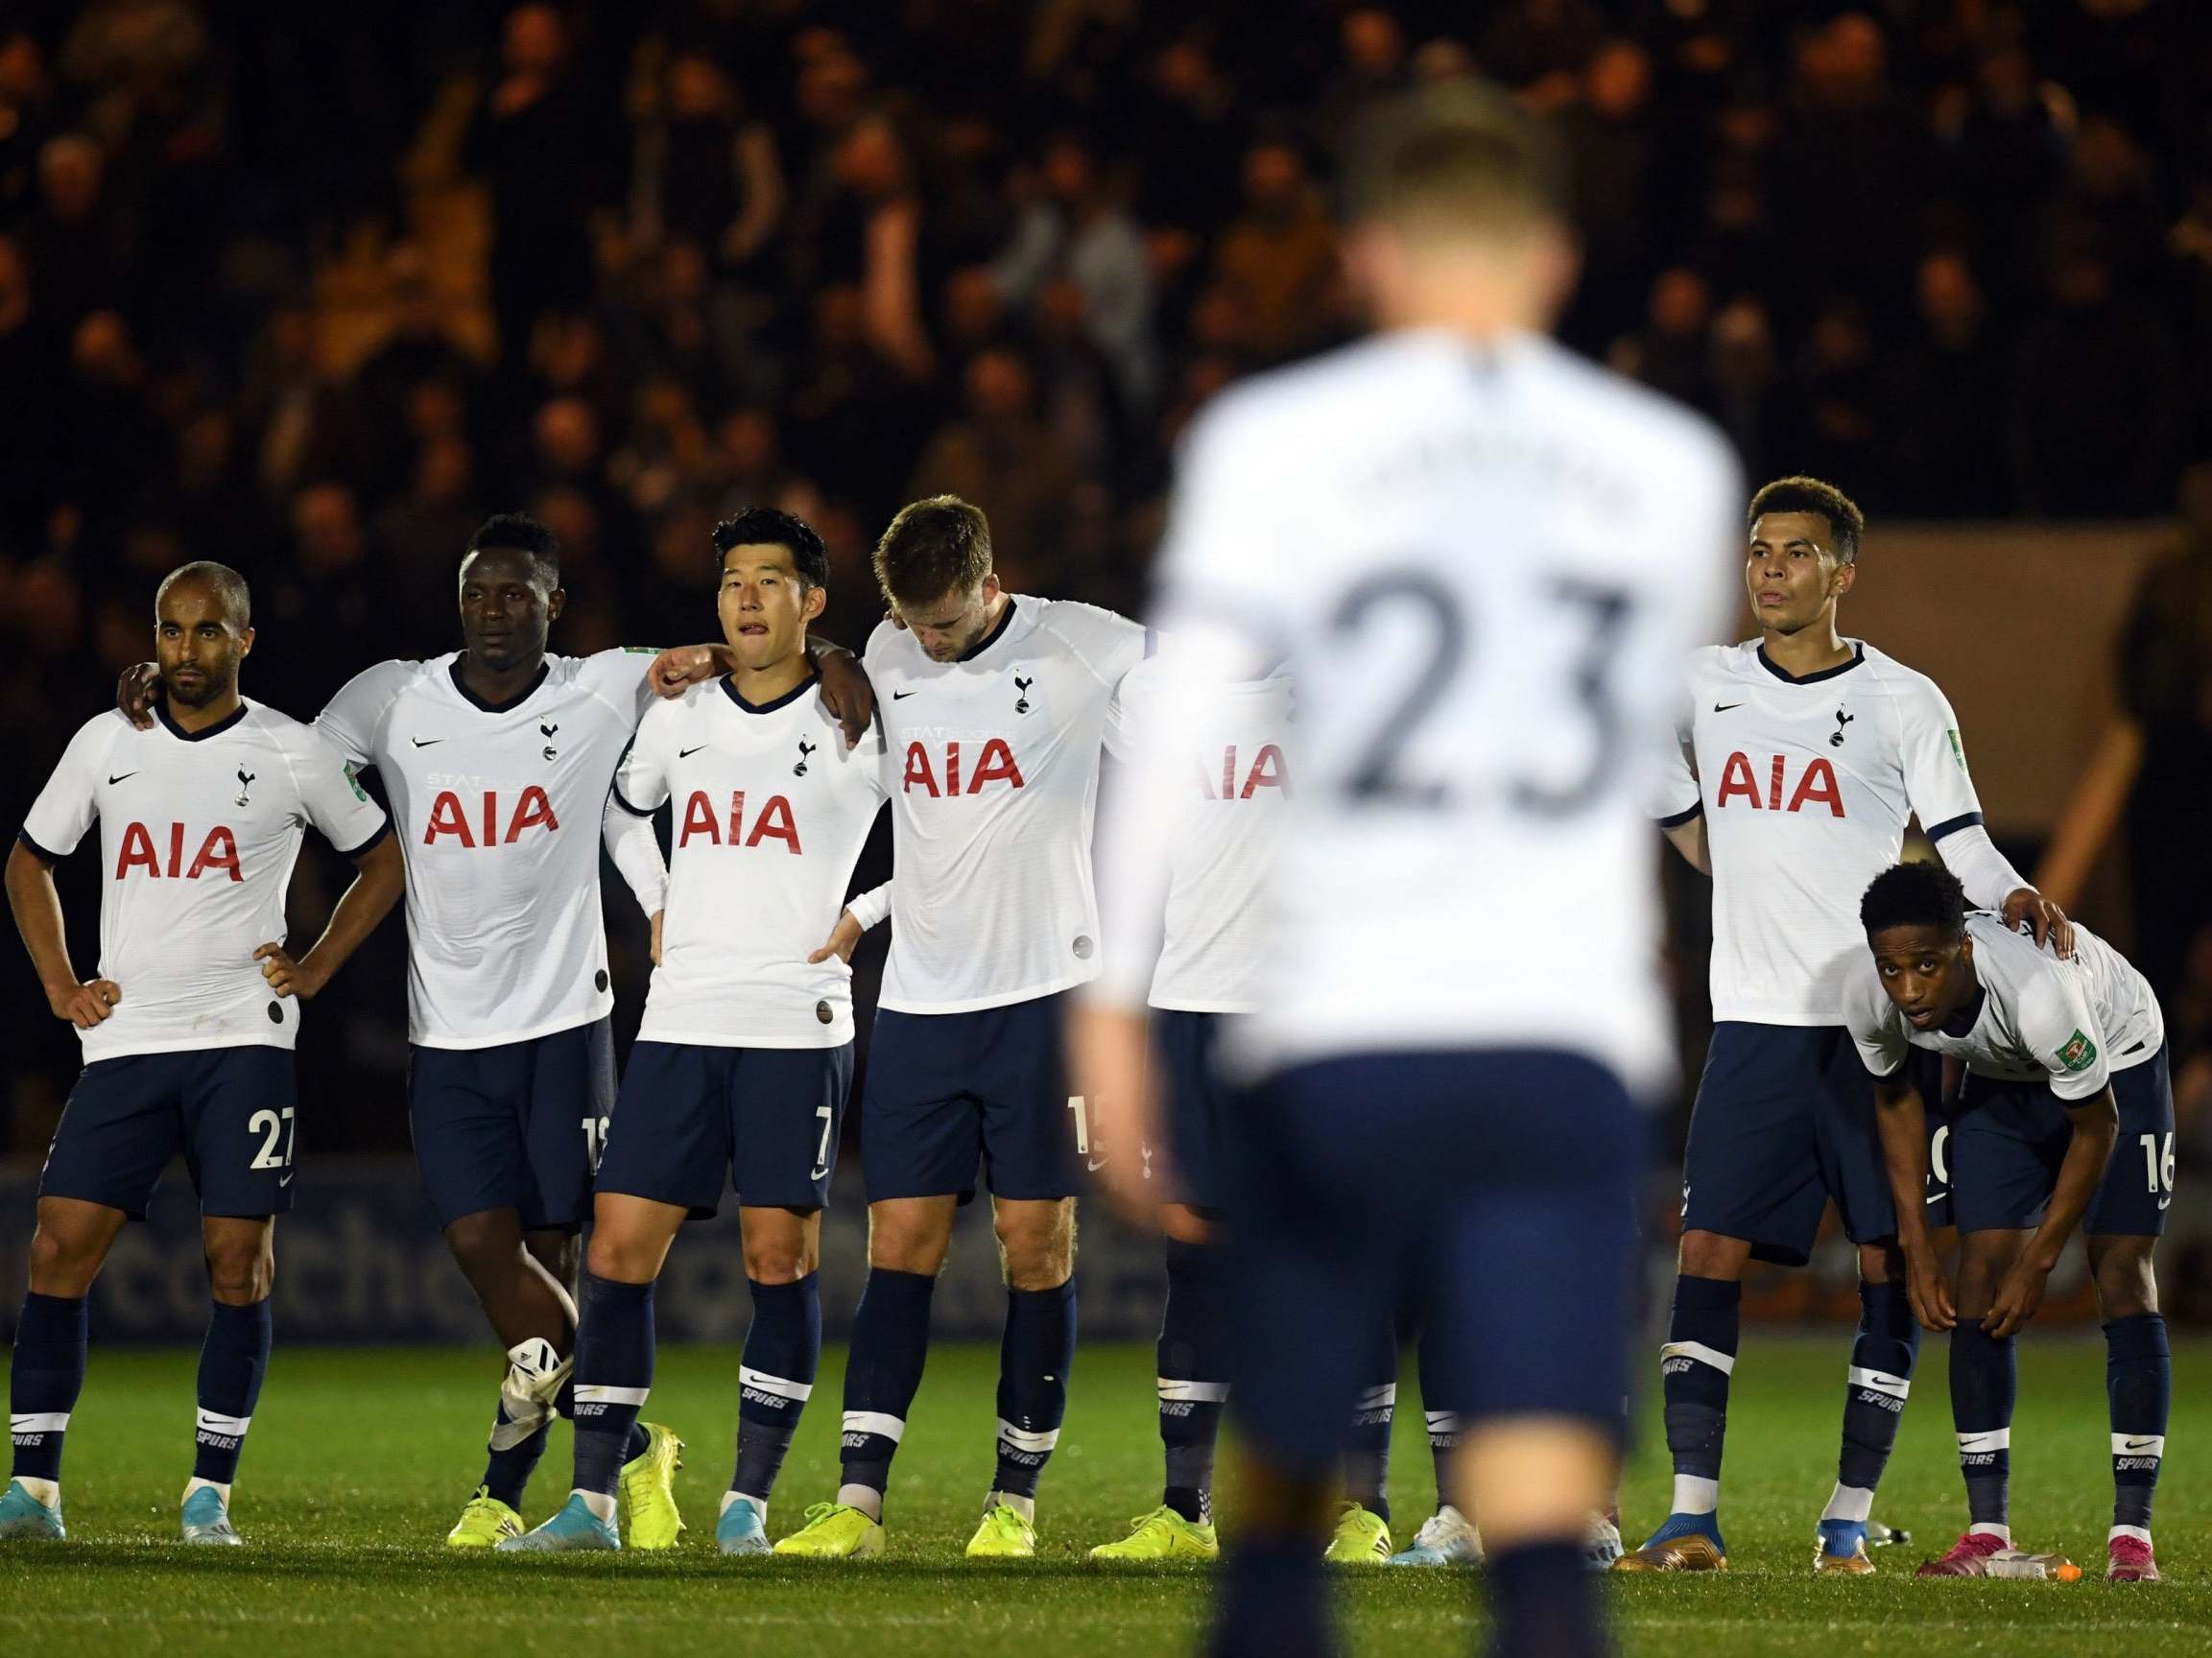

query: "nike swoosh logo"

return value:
[107, 772, 138, 785]
[411, 737, 442, 747]
[1713, 702, 1744, 713]
[1086, 1156, 1109, 1172]
[2125, 1437, 2159, 1450]
[678, 746, 707, 758]
[278, 1172, 295, 1188]
[892, 689, 917, 699]
[1926, 1192, 1947, 1204]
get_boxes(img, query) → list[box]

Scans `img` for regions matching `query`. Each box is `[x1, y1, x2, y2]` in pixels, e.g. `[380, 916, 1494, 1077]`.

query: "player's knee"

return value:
[1676, 1229, 1747, 1280]
[2091, 1244, 2158, 1319]
[583, 1229, 662, 1285]
[204, 1243, 273, 1304]
[25, 1223, 107, 1295]
[995, 1209, 1075, 1291]
[866, 1207, 953, 1274]
[443, 1211, 521, 1277]
[743, 1235, 815, 1284]
[1857, 1240, 1901, 1284]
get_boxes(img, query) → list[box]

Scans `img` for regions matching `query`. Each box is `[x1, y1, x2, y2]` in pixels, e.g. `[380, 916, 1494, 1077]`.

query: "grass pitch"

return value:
[2, 1335, 2206, 1656]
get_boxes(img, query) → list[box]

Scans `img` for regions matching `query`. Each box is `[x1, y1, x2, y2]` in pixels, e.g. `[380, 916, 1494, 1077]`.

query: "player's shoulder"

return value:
[56, 707, 132, 761]
[240, 698, 318, 747]
[1840, 951, 1897, 1031]
[1030, 595, 1143, 651]
[864, 615, 916, 673]
[1855, 642, 1949, 704]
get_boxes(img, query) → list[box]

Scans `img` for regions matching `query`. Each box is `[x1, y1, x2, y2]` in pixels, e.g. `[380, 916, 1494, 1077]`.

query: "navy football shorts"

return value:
[595, 1040, 853, 1216]
[1154, 1008, 1231, 1215]
[1681, 1023, 1894, 1265]
[1226, 1048, 1639, 1473]
[407, 1016, 615, 1232]
[860, 992, 1081, 1202]
[39, 1046, 298, 1220]
[1950, 1043, 2175, 1237]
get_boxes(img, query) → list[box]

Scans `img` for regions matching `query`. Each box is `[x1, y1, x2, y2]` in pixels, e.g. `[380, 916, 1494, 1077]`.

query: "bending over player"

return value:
[1850, 862, 2171, 1583]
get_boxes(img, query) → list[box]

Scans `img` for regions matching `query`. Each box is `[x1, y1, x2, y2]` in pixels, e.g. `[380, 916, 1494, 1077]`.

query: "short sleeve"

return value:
[581, 648, 661, 721]
[1843, 973, 1911, 1080]
[2018, 967, 2110, 1101]
[1899, 676, 1986, 845]
[317, 659, 418, 767]
[613, 708, 673, 815]
[20, 715, 116, 861]
[293, 730, 390, 856]
[1645, 656, 1703, 825]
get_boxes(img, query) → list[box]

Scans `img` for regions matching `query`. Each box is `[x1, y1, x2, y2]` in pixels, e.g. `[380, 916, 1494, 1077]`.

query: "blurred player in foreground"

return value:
[3, 563, 401, 1544]
[1849, 863, 2171, 1583]
[499, 509, 888, 1554]
[1081, 85, 1738, 1658]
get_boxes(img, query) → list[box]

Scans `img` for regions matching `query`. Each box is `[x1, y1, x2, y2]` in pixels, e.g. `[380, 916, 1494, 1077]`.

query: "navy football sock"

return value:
[2105, 1313, 2170, 1532]
[993, 1277, 1076, 1502]
[571, 1273, 654, 1500]
[839, 1267, 938, 1508]
[1660, 1275, 1739, 1510]
[731, 1273, 821, 1504]
[1949, 1321, 2015, 1529]
[192, 1297, 272, 1486]
[9, 1291, 88, 1483]
[1158, 1238, 1229, 1524]
[1831, 1279, 1918, 1517]
[1214, 1528, 1334, 1658]
[1343, 1318, 1396, 1525]
[1415, 1322, 1460, 1512]
[1487, 1538, 1608, 1658]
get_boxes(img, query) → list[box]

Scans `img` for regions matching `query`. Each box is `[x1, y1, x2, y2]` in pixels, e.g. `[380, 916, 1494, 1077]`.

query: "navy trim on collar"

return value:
[721, 667, 818, 716]
[1938, 981, 1987, 1040]
[957, 598, 1018, 663]
[157, 700, 250, 742]
[450, 656, 549, 713]
[1755, 641, 1865, 685]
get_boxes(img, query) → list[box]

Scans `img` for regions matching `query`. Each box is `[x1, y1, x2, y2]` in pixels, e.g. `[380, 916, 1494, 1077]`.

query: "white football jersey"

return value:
[867, 596, 1148, 1013]
[1106, 659, 1293, 1014]
[1111, 328, 1740, 1090]
[317, 650, 661, 1048]
[614, 675, 888, 1047]
[20, 702, 389, 1062]
[1650, 641, 1996, 1026]
[1845, 913, 2163, 1101]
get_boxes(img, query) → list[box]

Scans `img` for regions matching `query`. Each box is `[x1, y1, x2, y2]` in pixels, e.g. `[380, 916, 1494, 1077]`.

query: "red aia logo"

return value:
[677, 791, 800, 854]
[1201, 743, 1291, 799]
[422, 787, 559, 845]
[114, 823, 241, 881]
[1712, 752, 1845, 817]
[901, 739, 1025, 796]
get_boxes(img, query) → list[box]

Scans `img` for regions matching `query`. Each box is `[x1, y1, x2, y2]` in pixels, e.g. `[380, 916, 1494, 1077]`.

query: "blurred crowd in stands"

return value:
[5, 0, 2212, 1164]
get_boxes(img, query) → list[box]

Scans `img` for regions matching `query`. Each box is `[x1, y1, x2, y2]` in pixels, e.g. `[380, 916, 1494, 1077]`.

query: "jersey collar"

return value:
[1938, 981, 1987, 1040]
[1755, 640, 1865, 685]
[450, 656, 550, 713]
[156, 700, 250, 742]
[956, 596, 1019, 663]
[721, 666, 818, 716]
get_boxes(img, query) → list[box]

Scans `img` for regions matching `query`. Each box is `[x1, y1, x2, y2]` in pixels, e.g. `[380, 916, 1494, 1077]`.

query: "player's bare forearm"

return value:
[2027, 1095, 2118, 1275]
[270, 835, 404, 998]
[8, 841, 77, 1000]
[1067, 999, 1163, 1230]
[1871, 1076, 1932, 1249]
[808, 635, 875, 746]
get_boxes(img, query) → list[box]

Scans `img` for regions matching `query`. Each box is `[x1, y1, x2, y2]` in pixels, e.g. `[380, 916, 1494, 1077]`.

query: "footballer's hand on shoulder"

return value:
[648, 645, 720, 698]
[813, 648, 875, 747]
[117, 661, 159, 729]
[2004, 888, 2073, 959]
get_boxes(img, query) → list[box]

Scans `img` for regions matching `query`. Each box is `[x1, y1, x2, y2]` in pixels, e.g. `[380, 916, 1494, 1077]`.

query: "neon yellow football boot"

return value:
[446, 1485, 524, 1548]
[773, 1502, 885, 1559]
[618, 1422, 686, 1550]
[1324, 1503, 1392, 1565]
[1089, 1505, 1220, 1563]
[965, 1502, 1038, 1558]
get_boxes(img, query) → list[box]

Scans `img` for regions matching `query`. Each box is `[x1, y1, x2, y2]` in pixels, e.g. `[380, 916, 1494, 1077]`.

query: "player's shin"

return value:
[1827, 1279, 1917, 1523]
[837, 1267, 938, 1519]
[8, 1291, 87, 1500]
[1659, 1275, 1739, 1515]
[1949, 1321, 2016, 1539]
[1341, 1319, 1396, 1528]
[2105, 1312, 2169, 1539]
[190, 1297, 272, 1501]
[571, 1273, 655, 1522]
[991, 1276, 1075, 1519]
[1158, 1236, 1229, 1523]
[730, 1272, 821, 1519]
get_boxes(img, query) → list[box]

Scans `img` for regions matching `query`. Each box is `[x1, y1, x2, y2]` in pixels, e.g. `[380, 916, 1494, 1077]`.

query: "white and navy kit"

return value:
[863, 595, 1147, 1202]
[317, 650, 660, 1230]
[1111, 661, 1293, 1211]
[1847, 914, 2173, 1237]
[596, 675, 889, 1213]
[21, 701, 389, 1218]
[1652, 640, 2027, 1263]
[1108, 328, 1740, 1455]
